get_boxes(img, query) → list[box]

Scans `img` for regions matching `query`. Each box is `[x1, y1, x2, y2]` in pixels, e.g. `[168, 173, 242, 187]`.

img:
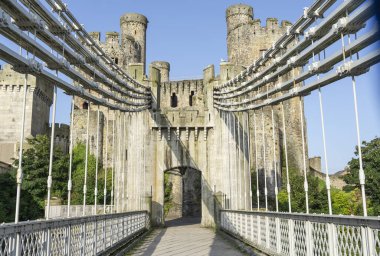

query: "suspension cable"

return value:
[67, 96, 75, 217]
[271, 106, 279, 212]
[83, 102, 90, 216]
[94, 105, 100, 214]
[281, 102, 292, 213]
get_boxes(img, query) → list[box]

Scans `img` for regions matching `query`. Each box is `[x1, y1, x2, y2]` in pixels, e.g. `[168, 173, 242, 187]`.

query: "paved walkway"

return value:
[126, 218, 247, 256]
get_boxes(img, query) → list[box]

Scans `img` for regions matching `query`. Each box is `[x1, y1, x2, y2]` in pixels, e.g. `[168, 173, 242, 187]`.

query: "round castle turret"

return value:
[120, 13, 148, 73]
[226, 4, 254, 66]
[226, 4, 290, 66]
[226, 4, 253, 36]
[151, 61, 170, 82]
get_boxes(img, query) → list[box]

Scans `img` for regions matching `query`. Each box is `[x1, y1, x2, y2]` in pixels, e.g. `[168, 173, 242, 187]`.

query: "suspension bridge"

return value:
[0, 0, 379, 255]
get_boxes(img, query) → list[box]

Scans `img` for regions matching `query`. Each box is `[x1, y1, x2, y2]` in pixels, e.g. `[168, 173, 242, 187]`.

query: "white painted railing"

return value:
[220, 210, 380, 256]
[0, 211, 149, 255]
[45, 205, 114, 219]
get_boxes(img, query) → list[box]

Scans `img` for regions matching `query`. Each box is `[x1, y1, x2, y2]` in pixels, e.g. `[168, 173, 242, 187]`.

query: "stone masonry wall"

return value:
[0, 65, 53, 164]
[72, 109, 104, 160]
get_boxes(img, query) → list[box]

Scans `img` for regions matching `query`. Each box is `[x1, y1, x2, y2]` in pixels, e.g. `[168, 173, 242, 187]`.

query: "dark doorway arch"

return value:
[163, 167, 201, 220]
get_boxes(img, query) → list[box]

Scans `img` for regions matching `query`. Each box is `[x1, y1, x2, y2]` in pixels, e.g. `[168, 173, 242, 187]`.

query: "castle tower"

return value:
[0, 65, 53, 164]
[151, 61, 170, 82]
[226, 4, 254, 67]
[226, 4, 291, 67]
[120, 13, 148, 73]
[105, 32, 122, 65]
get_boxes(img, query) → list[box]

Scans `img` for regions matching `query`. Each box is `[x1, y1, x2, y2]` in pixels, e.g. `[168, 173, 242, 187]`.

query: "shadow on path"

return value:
[126, 217, 246, 256]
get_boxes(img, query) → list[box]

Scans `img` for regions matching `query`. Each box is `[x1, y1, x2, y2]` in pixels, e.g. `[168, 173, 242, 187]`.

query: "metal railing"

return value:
[45, 205, 114, 219]
[0, 211, 149, 255]
[220, 210, 380, 256]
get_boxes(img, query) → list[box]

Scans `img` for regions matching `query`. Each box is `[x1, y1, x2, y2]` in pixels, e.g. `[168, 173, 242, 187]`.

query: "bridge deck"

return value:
[126, 218, 246, 256]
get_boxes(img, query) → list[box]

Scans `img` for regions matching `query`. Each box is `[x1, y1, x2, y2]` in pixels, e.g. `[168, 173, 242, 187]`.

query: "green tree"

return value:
[331, 188, 362, 215]
[0, 171, 42, 222]
[12, 135, 69, 210]
[344, 137, 380, 215]
[70, 143, 111, 207]
[0, 135, 68, 222]
[278, 168, 328, 214]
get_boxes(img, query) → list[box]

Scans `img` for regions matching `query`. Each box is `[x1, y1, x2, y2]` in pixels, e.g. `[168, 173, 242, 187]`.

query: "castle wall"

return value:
[47, 123, 70, 154]
[32, 77, 53, 135]
[72, 109, 104, 160]
[0, 65, 53, 164]
[160, 79, 205, 110]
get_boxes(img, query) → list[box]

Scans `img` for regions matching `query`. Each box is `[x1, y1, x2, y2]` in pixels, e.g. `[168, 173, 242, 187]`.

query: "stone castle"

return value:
[0, 4, 309, 226]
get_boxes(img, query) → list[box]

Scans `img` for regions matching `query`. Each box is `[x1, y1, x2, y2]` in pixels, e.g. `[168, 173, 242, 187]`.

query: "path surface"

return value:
[126, 218, 246, 256]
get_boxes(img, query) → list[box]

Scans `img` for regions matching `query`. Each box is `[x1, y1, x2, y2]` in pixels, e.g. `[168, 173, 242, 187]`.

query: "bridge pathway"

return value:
[126, 218, 247, 256]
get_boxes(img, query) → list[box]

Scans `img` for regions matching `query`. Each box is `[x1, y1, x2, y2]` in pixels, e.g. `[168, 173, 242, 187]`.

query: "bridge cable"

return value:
[67, 96, 75, 217]
[281, 102, 292, 213]
[253, 112, 260, 211]
[94, 105, 100, 214]
[83, 101, 91, 216]
[14, 52, 29, 256]
[348, 32, 368, 217]
[111, 113, 116, 214]
[104, 108, 109, 214]
[271, 106, 279, 212]
[261, 109, 268, 211]
[316, 46, 333, 215]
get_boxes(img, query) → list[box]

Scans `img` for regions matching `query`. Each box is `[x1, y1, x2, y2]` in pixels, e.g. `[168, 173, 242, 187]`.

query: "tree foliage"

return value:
[70, 142, 112, 206]
[344, 137, 380, 215]
[0, 171, 42, 222]
[13, 135, 69, 208]
[0, 136, 113, 223]
[0, 135, 69, 222]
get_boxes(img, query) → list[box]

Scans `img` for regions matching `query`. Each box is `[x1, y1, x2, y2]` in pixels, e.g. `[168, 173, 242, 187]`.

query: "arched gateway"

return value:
[163, 167, 202, 220]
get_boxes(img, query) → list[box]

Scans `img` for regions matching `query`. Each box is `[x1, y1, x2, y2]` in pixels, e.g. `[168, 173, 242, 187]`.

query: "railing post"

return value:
[257, 215, 261, 246]
[245, 214, 248, 240]
[276, 217, 281, 253]
[366, 226, 375, 256]
[361, 226, 369, 256]
[328, 223, 338, 256]
[103, 218, 106, 252]
[67, 224, 72, 256]
[305, 221, 313, 256]
[94, 218, 98, 255]
[240, 213, 243, 237]
[288, 219, 295, 255]
[265, 216, 270, 250]
[250, 214, 254, 244]
[82, 221, 87, 256]
[46, 228, 51, 256]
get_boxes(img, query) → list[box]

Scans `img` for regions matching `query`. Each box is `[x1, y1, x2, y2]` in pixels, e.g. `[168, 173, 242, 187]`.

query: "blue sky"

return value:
[2, 0, 379, 173]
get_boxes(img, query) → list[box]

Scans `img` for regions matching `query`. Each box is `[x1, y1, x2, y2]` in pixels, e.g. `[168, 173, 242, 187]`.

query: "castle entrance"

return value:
[164, 167, 202, 220]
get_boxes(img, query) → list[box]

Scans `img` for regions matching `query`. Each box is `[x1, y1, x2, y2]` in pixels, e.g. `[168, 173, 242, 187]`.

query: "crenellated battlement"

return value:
[105, 32, 119, 44]
[161, 80, 203, 94]
[47, 123, 70, 154]
[47, 123, 70, 139]
[226, 3, 292, 66]
[88, 32, 120, 47]
[120, 13, 148, 27]
[159, 79, 205, 110]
